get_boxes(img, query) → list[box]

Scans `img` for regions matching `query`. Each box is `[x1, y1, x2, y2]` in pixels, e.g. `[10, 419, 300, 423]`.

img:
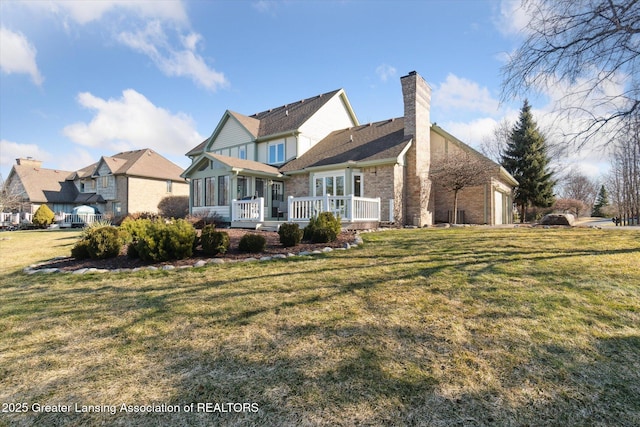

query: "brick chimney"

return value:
[401, 71, 433, 226]
[16, 157, 42, 168]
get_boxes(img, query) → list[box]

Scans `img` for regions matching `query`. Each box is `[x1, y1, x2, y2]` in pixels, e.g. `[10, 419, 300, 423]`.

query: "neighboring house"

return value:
[183, 71, 517, 227]
[3, 149, 189, 220]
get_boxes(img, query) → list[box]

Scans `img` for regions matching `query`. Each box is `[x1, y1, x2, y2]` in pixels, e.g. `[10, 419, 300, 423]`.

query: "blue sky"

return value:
[0, 0, 612, 181]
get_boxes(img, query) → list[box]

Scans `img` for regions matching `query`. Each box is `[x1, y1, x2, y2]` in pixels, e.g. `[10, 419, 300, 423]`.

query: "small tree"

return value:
[32, 205, 55, 228]
[158, 196, 189, 219]
[430, 151, 489, 224]
[553, 198, 588, 218]
[592, 185, 610, 217]
[501, 100, 556, 222]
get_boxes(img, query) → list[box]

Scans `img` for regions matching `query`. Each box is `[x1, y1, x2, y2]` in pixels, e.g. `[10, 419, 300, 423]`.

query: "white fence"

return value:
[58, 213, 104, 226]
[0, 212, 104, 227]
[231, 197, 265, 222]
[287, 195, 380, 222]
[0, 212, 33, 225]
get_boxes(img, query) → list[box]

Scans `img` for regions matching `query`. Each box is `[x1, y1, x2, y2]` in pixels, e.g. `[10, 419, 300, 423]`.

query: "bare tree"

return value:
[430, 151, 489, 224]
[480, 118, 512, 163]
[557, 167, 599, 211]
[502, 0, 640, 147]
[0, 174, 24, 212]
[553, 198, 589, 218]
[608, 115, 640, 225]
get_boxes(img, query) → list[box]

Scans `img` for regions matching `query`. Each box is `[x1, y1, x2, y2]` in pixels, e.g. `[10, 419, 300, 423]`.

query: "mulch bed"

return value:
[40, 229, 357, 272]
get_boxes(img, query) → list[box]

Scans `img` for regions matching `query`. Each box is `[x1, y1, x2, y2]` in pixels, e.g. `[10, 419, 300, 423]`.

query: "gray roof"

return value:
[8, 165, 75, 203]
[185, 89, 345, 157]
[280, 118, 410, 172]
[250, 89, 342, 138]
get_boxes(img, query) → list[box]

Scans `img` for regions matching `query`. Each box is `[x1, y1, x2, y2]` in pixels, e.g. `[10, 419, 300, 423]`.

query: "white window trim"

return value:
[268, 141, 285, 164]
[312, 170, 346, 197]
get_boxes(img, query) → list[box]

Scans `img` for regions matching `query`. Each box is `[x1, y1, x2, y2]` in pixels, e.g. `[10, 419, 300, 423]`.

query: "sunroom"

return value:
[181, 153, 286, 225]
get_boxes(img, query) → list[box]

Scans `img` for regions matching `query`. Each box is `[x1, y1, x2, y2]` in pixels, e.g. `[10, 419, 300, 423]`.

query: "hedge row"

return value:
[71, 213, 343, 261]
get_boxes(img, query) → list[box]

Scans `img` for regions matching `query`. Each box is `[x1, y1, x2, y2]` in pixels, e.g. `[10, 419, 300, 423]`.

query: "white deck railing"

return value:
[231, 197, 264, 222]
[60, 213, 104, 225]
[287, 195, 380, 222]
[0, 212, 33, 224]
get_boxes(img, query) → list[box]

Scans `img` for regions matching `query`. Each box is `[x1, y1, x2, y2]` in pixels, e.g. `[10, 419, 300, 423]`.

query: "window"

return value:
[112, 202, 121, 214]
[237, 176, 248, 199]
[255, 178, 265, 198]
[218, 175, 229, 206]
[101, 176, 109, 188]
[268, 142, 285, 164]
[313, 173, 345, 196]
[205, 177, 216, 206]
[239, 146, 247, 160]
[193, 179, 203, 207]
[353, 174, 362, 197]
[166, 180, 173, 193]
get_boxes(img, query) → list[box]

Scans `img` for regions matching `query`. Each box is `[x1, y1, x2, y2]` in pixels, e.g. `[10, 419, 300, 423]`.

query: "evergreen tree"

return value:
[501, 100, 556, 222]
[592, 184, 609, 217]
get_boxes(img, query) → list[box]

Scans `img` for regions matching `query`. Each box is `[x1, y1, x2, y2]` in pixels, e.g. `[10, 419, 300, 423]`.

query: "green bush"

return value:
[201, 225, 230, 255]
[85, 226, 122, 259]
[71, 239, 91, 260]
[304, 212, 341, 243]
[238, 233, 266, 253]
[134, 219, 196, 262]
[32, 205, 55, 228]
[278, 223, 303, 247]
[119, 218, 152, 258]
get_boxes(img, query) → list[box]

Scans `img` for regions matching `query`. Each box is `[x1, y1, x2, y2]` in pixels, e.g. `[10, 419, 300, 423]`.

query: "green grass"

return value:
[0, 227, 639, 426]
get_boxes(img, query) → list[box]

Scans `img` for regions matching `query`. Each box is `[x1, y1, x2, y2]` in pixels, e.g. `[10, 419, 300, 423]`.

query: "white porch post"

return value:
[348, 194, 355, 221]
[258, 197, 265, 222]
[231, 199, 237, 221]
[287, 196, 294, 221]
[377, 198, 381, 222]
[323, 193, 330, 214]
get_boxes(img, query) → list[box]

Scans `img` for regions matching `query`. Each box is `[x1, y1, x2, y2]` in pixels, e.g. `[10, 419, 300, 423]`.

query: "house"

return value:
[182, 71, 517, 228]
[3, 149, 189, 223]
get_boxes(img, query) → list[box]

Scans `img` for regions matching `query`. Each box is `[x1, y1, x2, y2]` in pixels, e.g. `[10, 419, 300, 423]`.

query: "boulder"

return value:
[541, 213, 575, 226]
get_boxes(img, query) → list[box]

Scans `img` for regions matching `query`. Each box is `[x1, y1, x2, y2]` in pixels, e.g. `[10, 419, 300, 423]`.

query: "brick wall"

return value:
[401, 71, 433, 226]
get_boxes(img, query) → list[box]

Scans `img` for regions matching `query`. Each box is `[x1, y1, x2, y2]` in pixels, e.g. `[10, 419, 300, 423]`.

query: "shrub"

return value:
[278, 223, 303, 247]
[32, 205, 55, 228]
[85, 226, 122, 259]
[201, 224, 230, 255]
[134, 219, 196, 262]
[71, 239, 91, 260]
[238, 233, 266, 253]
[304, 212, 341, 243]
[186, 210, 225, 229]
[119, 218, 152, 258]
[158, 196, 189, 219]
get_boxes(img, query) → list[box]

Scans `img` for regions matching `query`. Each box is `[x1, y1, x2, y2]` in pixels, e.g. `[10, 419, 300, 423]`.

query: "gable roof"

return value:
[431, 124, 518, 186]
[91, 149, 186, 182]
[185, 89, 358, 157]
[7, 165, 75, 203]
[280, 118, 410, 172]
[250, 89, 345, 138]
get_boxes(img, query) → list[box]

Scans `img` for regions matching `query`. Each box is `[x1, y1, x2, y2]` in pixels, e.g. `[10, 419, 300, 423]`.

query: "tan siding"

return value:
[127, 177, 189, 214]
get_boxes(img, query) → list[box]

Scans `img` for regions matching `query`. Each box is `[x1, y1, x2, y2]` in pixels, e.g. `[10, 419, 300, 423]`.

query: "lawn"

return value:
[0, 227, 639, 426]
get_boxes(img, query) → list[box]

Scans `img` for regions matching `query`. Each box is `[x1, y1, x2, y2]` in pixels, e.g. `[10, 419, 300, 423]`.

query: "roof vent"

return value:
[349, 134, 353, 142]
[285, 109, 289, 116]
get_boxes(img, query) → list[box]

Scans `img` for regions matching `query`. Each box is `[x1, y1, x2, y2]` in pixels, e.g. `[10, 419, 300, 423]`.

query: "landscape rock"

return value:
[541, 213, 575, 226]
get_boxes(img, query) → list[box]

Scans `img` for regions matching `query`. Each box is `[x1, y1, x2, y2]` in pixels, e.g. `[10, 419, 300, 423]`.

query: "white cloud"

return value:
[63, 89, 203, 156]
[433, 74, 500, 115]
[0, 27, 44, 85]
[493, 0, 531, 36]
[440, 117, 501, 148]
[118, 21, 228, 91]
[376, 64, 397, 82]
[0, 140, 52, 170]
[24, 0, 188, 25]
